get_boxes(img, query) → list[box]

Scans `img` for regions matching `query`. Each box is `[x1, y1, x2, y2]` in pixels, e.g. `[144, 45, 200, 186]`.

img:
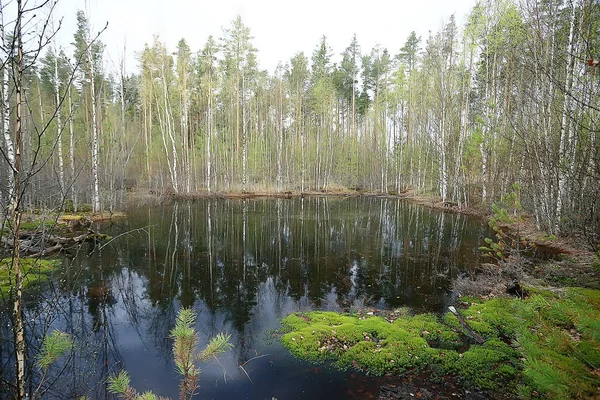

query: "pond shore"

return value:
[134, 188, 593, 256]
[9, 191, 600, 399]
[13, 188, 600, 291]
[128, 188, 600, 292]
[138, 188, 600, 399]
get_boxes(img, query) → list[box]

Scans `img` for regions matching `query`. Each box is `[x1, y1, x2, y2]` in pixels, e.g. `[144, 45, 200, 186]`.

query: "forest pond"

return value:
[5, 197, 490, 399]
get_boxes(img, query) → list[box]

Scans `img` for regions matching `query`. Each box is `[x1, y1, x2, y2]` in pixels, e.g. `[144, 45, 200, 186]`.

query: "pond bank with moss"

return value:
[280, 287, 600, 399]
[0, 258, 60, 294]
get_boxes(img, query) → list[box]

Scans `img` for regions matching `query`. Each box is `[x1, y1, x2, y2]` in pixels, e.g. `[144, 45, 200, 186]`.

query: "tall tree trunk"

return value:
[160, 56, 179, 193]
[88, 36, 101, 212]
[181, 66, 190, 193]
[207, 70, 213, 192]
[0, 1, 15, 205]
[556, 1, 576, 233]
[68, 85, 77, 210]
[143, 95, 151, 190]
[276, 78, 283, 191]
[13, 2, 25, 396]
[242, 73, 248, 192]
[54, 41, 64, 197]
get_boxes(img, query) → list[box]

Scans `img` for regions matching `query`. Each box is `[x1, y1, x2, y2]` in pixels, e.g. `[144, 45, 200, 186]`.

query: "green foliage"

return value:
[109, 308, 232, 400]
[77, 204, 93, 213]
[108, 371, 168, 400]
[198, 333, 233, 362]
[107, 371, 134, 399]
[34, 330, 74, 399]
[522, 358, 571, 399]
[480, 183, 528, 260]
[170, 308, 198, 376]
[281, 287, 600, 397]
[592, 253, 600, 272]
[36, 330, 73, 370]
[63, 201, 93, 213]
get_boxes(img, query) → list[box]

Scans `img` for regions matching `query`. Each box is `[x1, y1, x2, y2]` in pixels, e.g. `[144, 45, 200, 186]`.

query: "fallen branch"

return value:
[448, 306, 485, 344]
[2, 229, 107, 257]
[238, 365, 253, 384]
[238, 352, 268, 384]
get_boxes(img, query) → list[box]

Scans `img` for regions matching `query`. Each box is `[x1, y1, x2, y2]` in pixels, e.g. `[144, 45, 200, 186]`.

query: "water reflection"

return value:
[0, 197, 488, 399]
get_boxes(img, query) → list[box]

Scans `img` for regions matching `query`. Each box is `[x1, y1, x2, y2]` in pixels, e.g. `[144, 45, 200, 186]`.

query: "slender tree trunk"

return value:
[207, 70, 212, 192]
[68, 85, 76, 210]
[0, 2, 15, 204]
[13, 2, 25, 396]
[54, 42, 64, 197]
[276, 78, 283, 191]
[143, 97, 150, 190]
[88, 36, 101, 212]
[181, 66, 190, 193]
[161, 56, 179, 193]
[556, 1, 576, 233]
[242, 73, 248, 192]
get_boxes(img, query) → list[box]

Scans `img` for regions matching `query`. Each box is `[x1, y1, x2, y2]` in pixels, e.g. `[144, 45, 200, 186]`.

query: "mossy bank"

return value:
[0, 258, 60, 294]
[281, 287, 600, 399]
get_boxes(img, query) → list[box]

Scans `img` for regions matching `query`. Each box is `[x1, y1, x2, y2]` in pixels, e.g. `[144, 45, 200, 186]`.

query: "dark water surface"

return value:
[1, 197, 489, 399]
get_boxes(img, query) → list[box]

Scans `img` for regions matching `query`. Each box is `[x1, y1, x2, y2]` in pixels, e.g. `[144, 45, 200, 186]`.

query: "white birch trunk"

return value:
[161, 58, 179, 193]
[207, 75, 212, 192]
[556, 2, 576, 233]
[276, 79, 283, 192]
[88, 40, 101, 212]
[242, 73, 248, 192]
[68, 85, 76, 209]
[181, 70, 190, 193]
[0, 2, 15, 205]
[480, 143, 487, 201]
[13, 3, 25, 396]
[54, 42, 64, 196]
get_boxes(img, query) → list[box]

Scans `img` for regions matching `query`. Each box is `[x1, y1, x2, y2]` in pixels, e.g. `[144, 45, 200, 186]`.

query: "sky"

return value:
[42, 0, 479, 75]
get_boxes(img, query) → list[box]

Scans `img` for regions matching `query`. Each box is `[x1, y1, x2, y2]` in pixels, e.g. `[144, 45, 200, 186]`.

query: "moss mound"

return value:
[281, 288, 600, 398]
[0, 257, 60, 294]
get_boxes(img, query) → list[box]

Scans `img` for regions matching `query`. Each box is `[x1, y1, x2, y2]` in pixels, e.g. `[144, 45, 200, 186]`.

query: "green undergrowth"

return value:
[281, 288, 600, 398]
[0, 257, 60, 294]
[1, 218, 62, 234]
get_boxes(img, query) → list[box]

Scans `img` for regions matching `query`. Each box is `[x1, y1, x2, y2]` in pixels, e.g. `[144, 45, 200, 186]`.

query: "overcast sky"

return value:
[45, 0, 479, 74]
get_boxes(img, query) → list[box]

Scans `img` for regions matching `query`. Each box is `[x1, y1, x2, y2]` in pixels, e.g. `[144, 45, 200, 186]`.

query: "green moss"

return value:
[396, 313, 461, 350]
[1, 218, 58, 234]
[281, 287, 600, 398]
[281, 311, 516, 390]
[453, 339, 520, 390]
[0, 257, 59, 294]
[525, 286, 559, 299]
[443, 299, 522, 340]
[23, 221, 54, 231]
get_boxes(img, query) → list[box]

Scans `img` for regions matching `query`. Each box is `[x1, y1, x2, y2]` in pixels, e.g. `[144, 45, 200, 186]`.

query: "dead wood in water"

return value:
[1, 230, 107, 257]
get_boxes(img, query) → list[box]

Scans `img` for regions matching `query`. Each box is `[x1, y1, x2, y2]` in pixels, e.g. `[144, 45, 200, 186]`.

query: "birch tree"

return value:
[199, 36, 218, 192]
[73, 10, 103, 211]
[0, 1, 15, 206]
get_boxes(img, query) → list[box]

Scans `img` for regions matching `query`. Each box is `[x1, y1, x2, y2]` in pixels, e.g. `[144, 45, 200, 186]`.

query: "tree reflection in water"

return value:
[0, 197, 488, 399]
